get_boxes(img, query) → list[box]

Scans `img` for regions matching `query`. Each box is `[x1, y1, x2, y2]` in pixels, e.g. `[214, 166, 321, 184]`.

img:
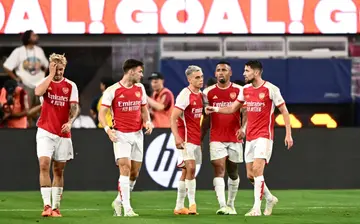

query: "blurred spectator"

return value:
[206, 77, 217, 88]
[73, 104, 96, 129]
[3, 30, 48, 126]
[0, 79, 29, 128]
[147, 72, 174, 128]
[90, 77, 114, 128]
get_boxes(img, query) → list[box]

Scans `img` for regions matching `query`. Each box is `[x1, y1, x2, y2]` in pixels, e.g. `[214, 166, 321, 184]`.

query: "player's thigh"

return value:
[52, 160, 66, 176]
[227, 142, 244, 164]
[53, 137, 73, 162]
[253, 138, 273, 164]
[209, 142, 228, 162]
[113, 131, 132, 163]
[244, 140, 255, 163]
[130, 130, 144, 163]
[36, 129, 56, 160]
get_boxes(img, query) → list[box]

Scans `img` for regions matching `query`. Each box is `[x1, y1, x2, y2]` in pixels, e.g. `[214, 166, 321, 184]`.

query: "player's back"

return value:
[175, 87, 203, 145]
[37, 78, 78, 138]
[243, 81, 284, 141]
[102, 82, 147, 133]
[204, 83, 242, 143]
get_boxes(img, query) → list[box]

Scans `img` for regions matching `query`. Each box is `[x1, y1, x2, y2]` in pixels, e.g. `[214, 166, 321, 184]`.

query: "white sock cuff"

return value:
[185, 179, 196, 186]
[228, 176, 240, 185]
[213, 177, 225, 186]
[130, 180, 136, 186]
[120, 175, 130, 183]
[254, 175, 264, 182]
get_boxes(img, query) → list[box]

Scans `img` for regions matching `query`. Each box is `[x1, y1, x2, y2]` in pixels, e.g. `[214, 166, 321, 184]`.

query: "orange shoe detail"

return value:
[51, 209, 62, 217]
[174, 207, 189, 215]
[41, 205, 52, 217]
[188, 204, 198, 215]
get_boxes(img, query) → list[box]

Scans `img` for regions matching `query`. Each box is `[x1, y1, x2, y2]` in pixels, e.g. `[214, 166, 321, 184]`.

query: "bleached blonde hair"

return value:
[49, 53, 67, 65]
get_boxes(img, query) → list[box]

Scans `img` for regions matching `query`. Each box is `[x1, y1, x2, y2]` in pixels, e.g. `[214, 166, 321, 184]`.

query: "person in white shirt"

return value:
[3, 30, 49, 126]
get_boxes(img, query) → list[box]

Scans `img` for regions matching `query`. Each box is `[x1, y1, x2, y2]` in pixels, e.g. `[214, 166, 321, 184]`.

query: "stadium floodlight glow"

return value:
[310, 113, 337, 128]
[275, 114, 302, 128]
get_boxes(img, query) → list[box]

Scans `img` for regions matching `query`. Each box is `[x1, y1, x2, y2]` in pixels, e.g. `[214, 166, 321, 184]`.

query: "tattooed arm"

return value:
[61, 102, 79, 133]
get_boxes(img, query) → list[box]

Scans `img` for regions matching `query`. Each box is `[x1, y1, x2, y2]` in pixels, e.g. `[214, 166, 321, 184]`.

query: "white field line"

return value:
[0, 206, 357, 212]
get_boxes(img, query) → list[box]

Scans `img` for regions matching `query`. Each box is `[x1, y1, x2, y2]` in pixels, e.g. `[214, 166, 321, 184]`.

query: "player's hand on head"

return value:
[107, 129, 117, 142]
[144, 122, 153, 135]
[175, 136, 184, 149]
[49, 62, 57, 76]
[284, 135, 293, 150]
[61, 122, 72, 133]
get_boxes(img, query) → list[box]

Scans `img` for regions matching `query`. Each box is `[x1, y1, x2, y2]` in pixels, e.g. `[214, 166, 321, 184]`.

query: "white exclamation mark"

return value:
[288, 0, 305, 33]
[89, 0, 105, 34]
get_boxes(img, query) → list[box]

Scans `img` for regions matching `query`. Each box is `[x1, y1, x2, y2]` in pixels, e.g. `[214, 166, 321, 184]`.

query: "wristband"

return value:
[214, 107, 219, 113]
[104, 126, 110, 133]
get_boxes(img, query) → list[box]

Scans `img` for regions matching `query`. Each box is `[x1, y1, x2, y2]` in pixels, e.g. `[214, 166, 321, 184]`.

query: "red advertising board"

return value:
[0, 0, 359, 34]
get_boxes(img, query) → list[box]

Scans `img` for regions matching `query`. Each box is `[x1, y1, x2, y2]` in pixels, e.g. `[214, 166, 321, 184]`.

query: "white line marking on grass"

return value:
[0, 207, 357, 212]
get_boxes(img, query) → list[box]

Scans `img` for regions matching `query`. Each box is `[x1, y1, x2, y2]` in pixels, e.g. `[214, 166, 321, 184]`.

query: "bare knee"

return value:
[120, 165, 131, 176]
[39, 158, 50, 173]
[185, 161, 196, 179]
[130, 169, 138, 181]
[212, 160, 225, 178]
[180, 169, 186, 181]
[53, 162, 66, 178]
[252, 160, 265, 177]
[226, 161, 238, 180]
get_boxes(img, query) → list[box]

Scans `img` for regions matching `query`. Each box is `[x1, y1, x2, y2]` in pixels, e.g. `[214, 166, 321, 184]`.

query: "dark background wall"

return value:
[1, 128, 359, 191]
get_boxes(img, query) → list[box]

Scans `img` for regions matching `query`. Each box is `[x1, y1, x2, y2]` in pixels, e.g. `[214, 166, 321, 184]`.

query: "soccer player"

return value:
[34, 53, 79, 217]
[202, 61, 247, 215]
[205, 60, 293, 216]
[98, 59, 152, 217]
[171, 65, 204, 215]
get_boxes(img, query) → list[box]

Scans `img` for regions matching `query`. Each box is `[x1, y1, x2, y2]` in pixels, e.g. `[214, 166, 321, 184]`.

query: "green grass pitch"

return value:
[0, 190, 359, 223]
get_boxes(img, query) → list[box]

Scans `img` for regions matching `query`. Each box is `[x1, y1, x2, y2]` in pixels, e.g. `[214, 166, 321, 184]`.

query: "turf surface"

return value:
[0, 190, 359, 223]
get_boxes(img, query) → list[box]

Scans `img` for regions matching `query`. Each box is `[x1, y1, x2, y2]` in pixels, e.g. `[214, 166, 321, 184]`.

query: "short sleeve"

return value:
[101, 88, 114, 108]
[270, 86, 285, 107]
[141, 85, 147, 105]
[70, 82, 79, 103]
[174, 89, 190, 110]
[236, 87, 245, 102]
[3, 48, 20, 71]
[202, 88, 209, 107]
[38, 47, 49, 68]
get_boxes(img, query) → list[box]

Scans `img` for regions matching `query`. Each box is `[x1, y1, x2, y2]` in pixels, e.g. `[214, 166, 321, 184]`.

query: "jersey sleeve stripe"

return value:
[101, 104, 111, 108]
[69, 101, 78, 104]
[276, 102, 285, 107]
[236, 99, 245, 103]
[174, 105, 184, 111]
[141, 103, 147, 106]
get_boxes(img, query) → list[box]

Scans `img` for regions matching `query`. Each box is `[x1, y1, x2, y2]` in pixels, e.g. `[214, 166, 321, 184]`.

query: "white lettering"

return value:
[117, 100, 141, 112]
[203, 0, 247, 33]
[315, 0, 357, 34]
[161, 0, 204, 34]
[0, 2, 5, 31]
[115, 0, 158, 34]
[47, 92, 69, 102]
[246, 101, 265, 112]
[5, 0, 48, 34]
[250, 0, 285, 34]
[51, 0, 85, 34]
[191, 107, 203, 118]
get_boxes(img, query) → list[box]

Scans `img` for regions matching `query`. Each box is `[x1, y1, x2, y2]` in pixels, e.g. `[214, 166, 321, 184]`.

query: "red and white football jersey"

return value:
[175, 87, 203, 146]
[203, 83, 244, 143]
[37, 78, 79, 138]
[101, 82, 147, 133]
[237, 81, 285, 141]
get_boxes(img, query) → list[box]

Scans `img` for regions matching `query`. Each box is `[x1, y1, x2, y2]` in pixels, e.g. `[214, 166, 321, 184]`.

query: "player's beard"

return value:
[245, 77, 254, 84]
[219, 77, 226, 84]
[53, 75, 62, 81]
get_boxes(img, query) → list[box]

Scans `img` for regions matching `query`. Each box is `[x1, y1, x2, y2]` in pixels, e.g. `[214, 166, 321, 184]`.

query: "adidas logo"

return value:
[213, 95, 218, 99]
[48, 87, 52, 90]
[193, 101, 196, 105]
[119, 94, 125, 98]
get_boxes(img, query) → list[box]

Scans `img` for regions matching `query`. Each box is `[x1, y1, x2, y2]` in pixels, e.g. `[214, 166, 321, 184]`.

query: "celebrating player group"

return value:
[34, 54, 292, 218]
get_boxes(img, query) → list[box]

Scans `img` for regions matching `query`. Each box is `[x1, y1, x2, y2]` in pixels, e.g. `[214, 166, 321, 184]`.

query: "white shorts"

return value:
[36, 128, 74, 162]
[210, 142, 244, 163]
[177, 143, 202, 168]
[245, 137, 273, 164]
[113, 130, 143, 163]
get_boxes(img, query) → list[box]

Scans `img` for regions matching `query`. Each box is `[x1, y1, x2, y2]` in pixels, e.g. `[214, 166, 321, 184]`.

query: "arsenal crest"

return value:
[259, 93, 265, 100]
[230, 92, 236, 99]
[62, 87, 69, 94]
[135, 91, 141, 98]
